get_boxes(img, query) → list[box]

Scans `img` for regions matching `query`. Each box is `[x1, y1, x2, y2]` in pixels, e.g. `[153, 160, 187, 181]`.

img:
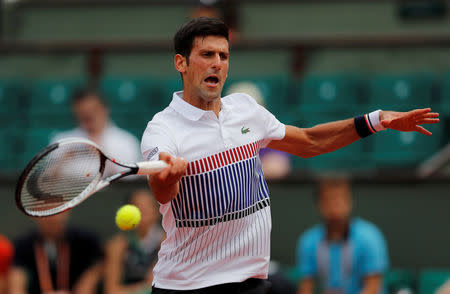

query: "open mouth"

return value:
[204, 75, 219, 86]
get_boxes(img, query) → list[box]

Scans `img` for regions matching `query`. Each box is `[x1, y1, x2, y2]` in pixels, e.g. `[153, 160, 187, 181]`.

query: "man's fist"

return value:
[148, 152, 188, 204]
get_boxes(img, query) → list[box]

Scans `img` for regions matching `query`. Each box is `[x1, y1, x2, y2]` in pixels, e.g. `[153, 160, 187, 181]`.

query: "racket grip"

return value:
[136, 160, 168, 175]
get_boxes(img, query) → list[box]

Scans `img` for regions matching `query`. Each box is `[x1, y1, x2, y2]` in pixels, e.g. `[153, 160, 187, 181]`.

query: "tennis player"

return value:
[141, 17, 439, 294]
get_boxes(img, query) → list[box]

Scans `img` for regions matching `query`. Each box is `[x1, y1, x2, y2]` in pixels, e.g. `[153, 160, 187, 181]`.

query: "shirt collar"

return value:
[169, 91, 227, 121]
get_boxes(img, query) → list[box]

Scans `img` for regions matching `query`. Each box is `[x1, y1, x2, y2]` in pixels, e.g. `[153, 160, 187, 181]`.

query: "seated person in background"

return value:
[104, 189, 164, 294]
[0, 234, 14, 294]
[52, 89, 141, 176]
[190, 1, 240, 44]
[9, 212, 103, 294]
[296, 178, 389, 294]
[191, 2, 221, 19]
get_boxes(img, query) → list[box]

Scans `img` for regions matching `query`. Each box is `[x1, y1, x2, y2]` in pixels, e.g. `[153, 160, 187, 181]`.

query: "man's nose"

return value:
[211, 54, 222, 69]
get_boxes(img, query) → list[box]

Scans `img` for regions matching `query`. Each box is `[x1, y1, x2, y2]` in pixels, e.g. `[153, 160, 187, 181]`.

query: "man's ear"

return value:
[174, 54, 187, 74]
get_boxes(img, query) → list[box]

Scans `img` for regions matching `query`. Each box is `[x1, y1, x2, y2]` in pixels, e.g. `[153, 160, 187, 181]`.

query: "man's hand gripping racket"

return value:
[15, 138, 168, 217]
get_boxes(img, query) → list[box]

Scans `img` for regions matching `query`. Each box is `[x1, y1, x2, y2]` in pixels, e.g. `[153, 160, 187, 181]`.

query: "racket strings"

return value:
[20, 143, 102, 213]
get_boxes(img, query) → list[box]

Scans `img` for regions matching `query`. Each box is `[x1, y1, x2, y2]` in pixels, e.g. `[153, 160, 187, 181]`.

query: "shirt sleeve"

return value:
[296, 233, 317, 279]
[141, 119, 177, 161]
[243, 94, 285, 147]
[360, 227, 389, 275]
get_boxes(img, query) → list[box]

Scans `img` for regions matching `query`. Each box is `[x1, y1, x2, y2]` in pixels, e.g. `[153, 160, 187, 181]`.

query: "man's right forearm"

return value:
[148, 177, 179, 204]
[147, 152, 188, 204]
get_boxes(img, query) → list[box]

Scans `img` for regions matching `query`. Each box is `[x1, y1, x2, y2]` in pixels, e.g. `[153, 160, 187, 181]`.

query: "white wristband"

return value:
[368, 110, 386, 132]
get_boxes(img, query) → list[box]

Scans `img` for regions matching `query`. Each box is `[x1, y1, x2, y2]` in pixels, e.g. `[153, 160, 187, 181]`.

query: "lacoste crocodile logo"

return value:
[241, 126, 250, 134]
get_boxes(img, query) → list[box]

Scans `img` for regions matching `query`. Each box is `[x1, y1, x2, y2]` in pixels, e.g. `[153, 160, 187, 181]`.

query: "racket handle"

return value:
[136, 160, 168, 175]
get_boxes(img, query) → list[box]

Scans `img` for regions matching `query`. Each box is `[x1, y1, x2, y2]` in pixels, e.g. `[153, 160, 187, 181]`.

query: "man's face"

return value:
[318, 182, 352, 224]
[178, 35, 229, 102]
[73, 96, 108, 135]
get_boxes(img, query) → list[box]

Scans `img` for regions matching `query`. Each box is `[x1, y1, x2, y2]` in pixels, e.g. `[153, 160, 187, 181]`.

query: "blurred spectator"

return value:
[9, 212, 103, 294]
[190, 0, 240, 44]
[296, 178, 389, 294]
[52, 89, 141, 177]
[259, 148, 292, 180]
[0, 234, 14, 294]
[226, 81, 292, 180]
[104, 189, 164, 294]
[191, 3, 221, 19]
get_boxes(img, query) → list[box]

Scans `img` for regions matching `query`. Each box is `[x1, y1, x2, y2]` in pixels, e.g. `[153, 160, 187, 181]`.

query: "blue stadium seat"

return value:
[0, 128, 21, 172]
[368, 73, 435, 111]
[100, 76, 163, 114]
[281, 265, 301, 285]
[440, 72, 450, 117]
[419, 270, 450, 294]
[0, 78, 26, 127]
[158, 76, 183, 103]
[20, 128, 66, 169]
[0, 79, 23, 110]
[0, 79, 27, 172]
[28, 78, 82, 128]
[369, 123, 442, 167]
[385, 269, 414, 294]
[296, 73, 365, 119]
[100, 76, 166, 136]
[29, 78, 82, 113]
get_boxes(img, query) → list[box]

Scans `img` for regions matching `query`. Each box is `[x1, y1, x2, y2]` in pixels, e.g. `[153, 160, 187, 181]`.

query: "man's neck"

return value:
[182, 92, 221, 117]
[326, 220, 350, 241]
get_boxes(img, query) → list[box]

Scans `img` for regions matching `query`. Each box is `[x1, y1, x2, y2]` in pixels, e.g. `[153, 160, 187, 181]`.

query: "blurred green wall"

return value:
[4, 2, 450, 41]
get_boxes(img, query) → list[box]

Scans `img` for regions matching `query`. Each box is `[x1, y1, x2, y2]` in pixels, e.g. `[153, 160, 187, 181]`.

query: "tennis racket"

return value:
[15, 137, 167, 217]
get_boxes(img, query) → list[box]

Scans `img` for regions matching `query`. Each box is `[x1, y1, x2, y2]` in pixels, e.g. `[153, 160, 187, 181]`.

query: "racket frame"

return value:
[15, 138, 142, 217]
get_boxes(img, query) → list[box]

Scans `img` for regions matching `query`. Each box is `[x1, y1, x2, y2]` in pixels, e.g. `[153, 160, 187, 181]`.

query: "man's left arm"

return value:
[268, 108, 439, 158]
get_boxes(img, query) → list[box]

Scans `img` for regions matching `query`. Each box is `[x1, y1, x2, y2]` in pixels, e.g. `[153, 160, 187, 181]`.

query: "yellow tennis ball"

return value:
[115, 204, 141, 231]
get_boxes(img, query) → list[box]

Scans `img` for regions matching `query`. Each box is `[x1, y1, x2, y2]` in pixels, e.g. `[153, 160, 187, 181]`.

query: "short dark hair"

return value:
[174, 17, 229, 63]
[71, 88, 107, 107]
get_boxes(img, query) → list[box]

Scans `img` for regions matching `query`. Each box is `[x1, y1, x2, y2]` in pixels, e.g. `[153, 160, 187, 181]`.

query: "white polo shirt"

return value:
[141, 91, 285, 290]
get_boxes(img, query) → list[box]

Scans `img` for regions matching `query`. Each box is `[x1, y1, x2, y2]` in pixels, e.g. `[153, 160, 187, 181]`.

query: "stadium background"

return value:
[0, 0, 450, 293]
